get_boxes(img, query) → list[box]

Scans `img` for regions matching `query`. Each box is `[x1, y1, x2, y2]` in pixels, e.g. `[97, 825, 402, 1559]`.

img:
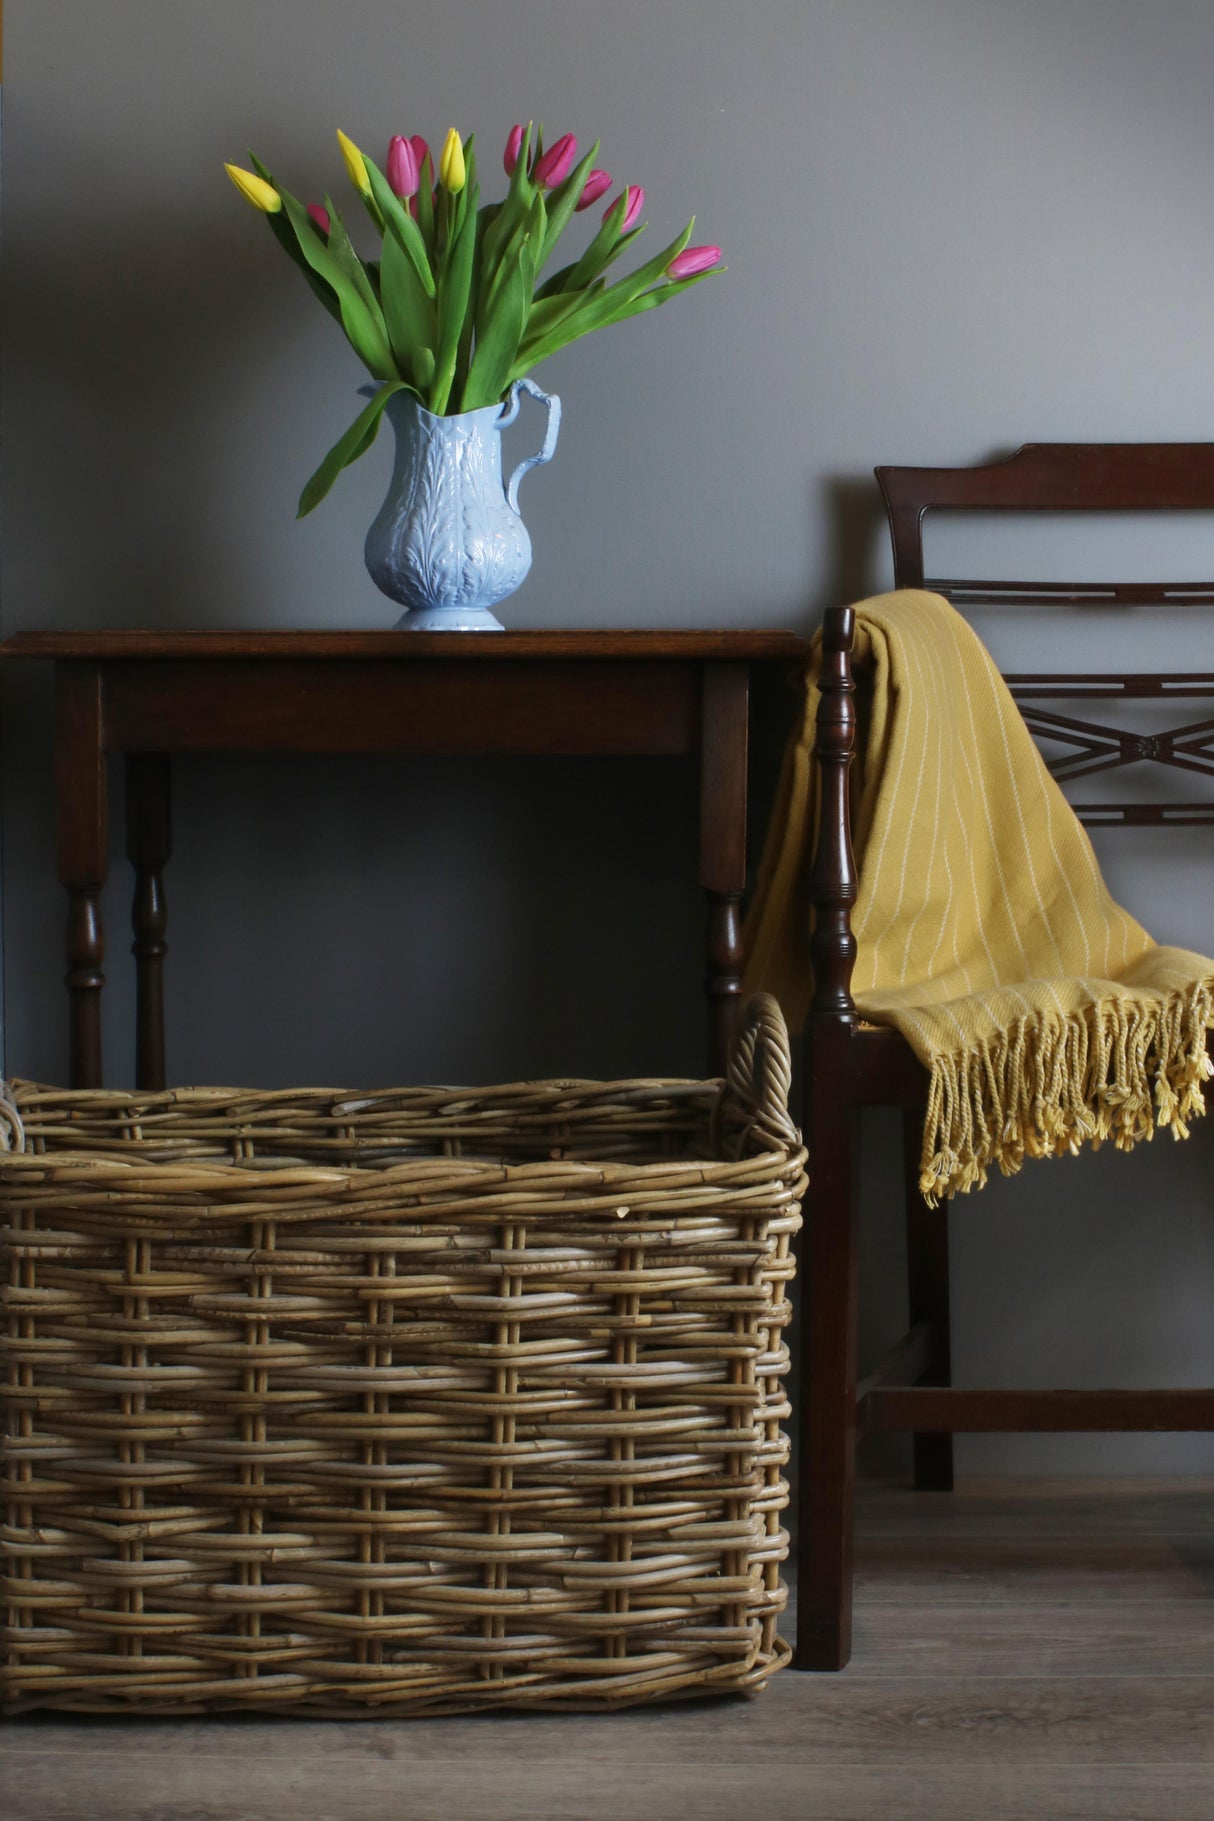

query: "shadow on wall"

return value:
[819, 473, 890, 613]
[4, 217, 300, 630]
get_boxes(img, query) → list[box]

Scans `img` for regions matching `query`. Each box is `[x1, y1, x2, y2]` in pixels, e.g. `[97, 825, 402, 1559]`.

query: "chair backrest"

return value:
[875, 444, 1214, 827]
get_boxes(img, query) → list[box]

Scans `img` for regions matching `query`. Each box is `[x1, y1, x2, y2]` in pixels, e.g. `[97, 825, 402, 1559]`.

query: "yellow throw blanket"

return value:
[742, 590, 1214, 1203]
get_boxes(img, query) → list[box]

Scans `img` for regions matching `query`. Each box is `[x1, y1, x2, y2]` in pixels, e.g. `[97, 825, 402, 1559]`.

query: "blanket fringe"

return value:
[920, 979, 1214, 1204]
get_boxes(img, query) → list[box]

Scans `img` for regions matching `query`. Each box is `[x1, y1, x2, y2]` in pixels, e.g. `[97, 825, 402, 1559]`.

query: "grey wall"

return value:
[4, 0, 1213, 1472]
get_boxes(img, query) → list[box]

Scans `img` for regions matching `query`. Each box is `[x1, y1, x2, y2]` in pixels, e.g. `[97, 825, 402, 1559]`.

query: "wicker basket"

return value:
[1, 995, 804, 1716]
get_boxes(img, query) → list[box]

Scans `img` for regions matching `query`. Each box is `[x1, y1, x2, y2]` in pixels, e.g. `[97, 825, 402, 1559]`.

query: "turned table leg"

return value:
[125, 754, 172, 1091]
[56, 662, 108, 1088]
[700, 662, 749, 1076]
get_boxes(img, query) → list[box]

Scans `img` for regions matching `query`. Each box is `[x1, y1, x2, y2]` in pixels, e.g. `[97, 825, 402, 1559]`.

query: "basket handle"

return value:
[0, 1080, 25, 1152]
[714, 993, 800, 1156]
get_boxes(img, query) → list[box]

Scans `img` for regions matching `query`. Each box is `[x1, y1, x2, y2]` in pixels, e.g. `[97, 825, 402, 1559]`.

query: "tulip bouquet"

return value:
[226, 123, 722, 514]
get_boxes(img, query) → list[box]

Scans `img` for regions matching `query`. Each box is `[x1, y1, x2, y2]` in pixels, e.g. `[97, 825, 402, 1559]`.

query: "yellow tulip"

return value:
[438, 128, 466, 194]
[224, 163, 282, 213]
[337, 128, 371, 196]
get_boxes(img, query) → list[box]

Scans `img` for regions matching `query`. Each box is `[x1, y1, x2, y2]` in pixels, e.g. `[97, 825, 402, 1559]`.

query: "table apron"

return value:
[98, 659, 704, 756]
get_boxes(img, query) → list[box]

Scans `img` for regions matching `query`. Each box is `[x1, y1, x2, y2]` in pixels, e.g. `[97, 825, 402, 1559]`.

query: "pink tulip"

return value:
[307, 202, 331, 235]
[667, 244, 722, 279]
[504, 123, 526, 176]
[575, 167, 612, 210]
[387, 134, 420, 199]
[533, 132, 577, 189]
[609, 184, 644, 233]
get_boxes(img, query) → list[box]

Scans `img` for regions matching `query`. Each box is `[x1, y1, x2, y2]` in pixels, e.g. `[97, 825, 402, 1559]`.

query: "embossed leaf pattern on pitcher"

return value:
[364, 379, 560, 630]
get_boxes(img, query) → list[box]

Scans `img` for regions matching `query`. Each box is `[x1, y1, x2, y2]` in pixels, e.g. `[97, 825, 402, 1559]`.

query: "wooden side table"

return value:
[2, 629, 810, 1089]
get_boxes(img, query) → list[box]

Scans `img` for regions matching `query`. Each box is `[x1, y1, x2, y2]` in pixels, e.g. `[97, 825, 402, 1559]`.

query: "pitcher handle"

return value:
[499, 378, 561, 513]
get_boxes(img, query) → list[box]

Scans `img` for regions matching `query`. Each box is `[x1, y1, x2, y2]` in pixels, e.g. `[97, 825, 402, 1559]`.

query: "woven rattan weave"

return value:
[1, 995, 804, 1715]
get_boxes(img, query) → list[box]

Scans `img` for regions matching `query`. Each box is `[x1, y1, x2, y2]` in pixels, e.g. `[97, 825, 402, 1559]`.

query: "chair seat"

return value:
[813, 1019, 925, 1106]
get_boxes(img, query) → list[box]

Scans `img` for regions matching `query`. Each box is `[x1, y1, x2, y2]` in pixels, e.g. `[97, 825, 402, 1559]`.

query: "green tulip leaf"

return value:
[380, 221, 438, 384]
[536, 139, 599, 271]
[522, 284, 602, 344]
[248, 152, 343, 325]
[455, 203, 493, 406]
[562, 222, 646, 295]
[601, 218, 695, 307]
[463, 235, 533, 410]
[480, 134, 537, 287]
[591, 262, 721, 323]
[323, 199, 384, 317]
[430, 167, 480, 414]
[434, 181, 453, 269]
[414, 151, 436, 249]
[480, 192, 543, 330]
[512, 220, 696, 372]
[297, 379, 411, 517]
[414, 344, 437, 391]
[512, 268, 719, 381]
[533, 258, 576, 300]
[278, 188, 397, 378]
[362, 154, 437, 299]
[533, 223, 646, 301]
[338, 296, 395, 379]
[434, 136, 474, 271]
[324, 200, 398, 379]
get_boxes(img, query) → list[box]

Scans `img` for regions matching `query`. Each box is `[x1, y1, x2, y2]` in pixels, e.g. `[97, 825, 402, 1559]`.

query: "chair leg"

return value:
[903, 1107, 954, 1492]
[797, 1022, 859, 1670]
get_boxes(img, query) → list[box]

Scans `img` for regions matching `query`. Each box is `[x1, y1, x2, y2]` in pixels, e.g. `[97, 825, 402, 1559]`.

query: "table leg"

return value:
[125, 754, 172, 1091]
[699, 662, 749, 1075]
[56, 663, 108, 1088]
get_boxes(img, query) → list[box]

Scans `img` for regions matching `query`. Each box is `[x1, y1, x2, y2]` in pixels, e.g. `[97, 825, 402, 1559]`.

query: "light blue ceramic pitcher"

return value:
[364, 377, 561, 630]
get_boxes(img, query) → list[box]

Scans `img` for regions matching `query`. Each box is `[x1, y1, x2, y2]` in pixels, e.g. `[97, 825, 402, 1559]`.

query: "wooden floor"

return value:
[5, 1477, 1213, 1821]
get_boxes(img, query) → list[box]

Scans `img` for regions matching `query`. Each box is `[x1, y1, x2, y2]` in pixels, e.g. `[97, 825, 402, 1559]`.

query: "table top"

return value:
[1, 629, 813, 662]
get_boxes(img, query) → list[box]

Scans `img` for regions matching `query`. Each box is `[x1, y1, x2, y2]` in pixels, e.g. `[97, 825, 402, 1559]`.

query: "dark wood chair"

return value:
[799, 443, 1214, 1670]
